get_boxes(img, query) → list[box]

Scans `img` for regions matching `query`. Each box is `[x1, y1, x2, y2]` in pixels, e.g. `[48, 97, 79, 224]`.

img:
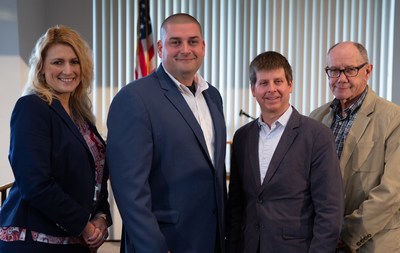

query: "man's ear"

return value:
[157, 40, 163, 58]
[288, 80, 293, 93]
[365, 63, 373, 80]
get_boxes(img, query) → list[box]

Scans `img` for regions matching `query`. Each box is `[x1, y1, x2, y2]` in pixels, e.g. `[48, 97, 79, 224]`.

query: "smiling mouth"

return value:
[59, 78, 75, 83]
[335, 86, 350, 90]
[263, 97, 279, 100]
[176, 57, 196, 61]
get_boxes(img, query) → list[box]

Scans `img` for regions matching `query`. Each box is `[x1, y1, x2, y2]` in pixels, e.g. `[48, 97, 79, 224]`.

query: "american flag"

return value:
[135, 0, 156, 79]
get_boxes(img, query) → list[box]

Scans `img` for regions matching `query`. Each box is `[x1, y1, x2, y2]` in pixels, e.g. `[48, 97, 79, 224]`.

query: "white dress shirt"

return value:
[257, 106, 292, 183]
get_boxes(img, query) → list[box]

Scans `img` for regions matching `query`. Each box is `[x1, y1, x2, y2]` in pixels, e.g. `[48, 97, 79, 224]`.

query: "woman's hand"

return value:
[82, 220, 107, 249]
[91, 215, 109, 239]
[89, 215, 109, 248]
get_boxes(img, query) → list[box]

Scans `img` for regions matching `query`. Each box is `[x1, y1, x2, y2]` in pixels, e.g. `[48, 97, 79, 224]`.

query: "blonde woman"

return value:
[0, 25, 111, 253]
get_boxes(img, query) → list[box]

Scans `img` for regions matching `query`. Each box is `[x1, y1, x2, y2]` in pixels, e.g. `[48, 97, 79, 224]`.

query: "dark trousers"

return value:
[121, 224, 222, 253]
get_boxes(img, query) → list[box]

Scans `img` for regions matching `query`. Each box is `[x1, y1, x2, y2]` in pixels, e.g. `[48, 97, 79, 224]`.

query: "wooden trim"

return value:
[0, 182, 13, 192]
[0, 182, 13, 206]
[226, 141, 232, 181]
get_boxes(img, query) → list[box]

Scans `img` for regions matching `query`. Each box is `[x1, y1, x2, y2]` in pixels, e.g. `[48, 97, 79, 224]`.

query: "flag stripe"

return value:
[135, 0, 156, 79]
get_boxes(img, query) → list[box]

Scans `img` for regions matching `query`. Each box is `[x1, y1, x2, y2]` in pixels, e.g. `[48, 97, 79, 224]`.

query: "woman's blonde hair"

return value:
[24, 25, 95, 125]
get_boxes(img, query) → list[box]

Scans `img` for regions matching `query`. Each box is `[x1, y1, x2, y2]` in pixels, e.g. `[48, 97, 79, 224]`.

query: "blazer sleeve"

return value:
[341, 109, 400, 250]
[227, 130, 245, 253]
[308, 122, 344, 253]
[106, 86, 169, 253]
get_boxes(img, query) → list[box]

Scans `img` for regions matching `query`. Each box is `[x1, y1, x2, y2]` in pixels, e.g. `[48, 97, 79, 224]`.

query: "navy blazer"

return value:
[107, 65, 227, 253]
[0, 94, 111, 236]
[227, 108, 343, 253]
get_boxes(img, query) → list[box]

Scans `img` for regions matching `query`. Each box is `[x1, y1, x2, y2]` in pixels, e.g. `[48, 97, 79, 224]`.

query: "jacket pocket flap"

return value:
[282, 226, 311, 240]
[153, 210, 180, 224]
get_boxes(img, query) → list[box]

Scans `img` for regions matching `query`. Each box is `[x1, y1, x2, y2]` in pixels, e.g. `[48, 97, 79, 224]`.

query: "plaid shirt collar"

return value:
[330, 86, 369, 118]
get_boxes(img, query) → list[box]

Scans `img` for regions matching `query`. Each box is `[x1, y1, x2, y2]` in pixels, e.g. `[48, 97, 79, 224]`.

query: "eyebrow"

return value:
[49, 57, 79, 61]
[327, 64, 363, 68]
[169, 36, 201, 40]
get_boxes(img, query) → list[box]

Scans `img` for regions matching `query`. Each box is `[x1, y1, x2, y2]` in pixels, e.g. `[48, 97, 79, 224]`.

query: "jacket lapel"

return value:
[156, 66, 212, 166]
[247, 121, 262, 189]
[50, 99, 91, 153]
[321, 111, 334, 127]
[340, 90, 375, 171]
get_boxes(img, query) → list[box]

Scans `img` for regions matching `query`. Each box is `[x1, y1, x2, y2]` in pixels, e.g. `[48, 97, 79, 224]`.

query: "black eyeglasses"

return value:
[325, 62, 368, 78]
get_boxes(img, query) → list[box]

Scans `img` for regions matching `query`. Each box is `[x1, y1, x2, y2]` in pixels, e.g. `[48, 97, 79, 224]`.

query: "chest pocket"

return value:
[350, 141, 379, 172]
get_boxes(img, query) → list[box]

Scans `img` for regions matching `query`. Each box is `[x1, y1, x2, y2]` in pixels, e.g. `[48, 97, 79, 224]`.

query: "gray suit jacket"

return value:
[228, 107, 343, 253]
[310, 87, 400, 252]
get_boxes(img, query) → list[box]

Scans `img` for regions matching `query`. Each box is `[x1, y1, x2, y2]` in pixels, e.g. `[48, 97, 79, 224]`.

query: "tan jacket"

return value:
[310, 87, 400, 252]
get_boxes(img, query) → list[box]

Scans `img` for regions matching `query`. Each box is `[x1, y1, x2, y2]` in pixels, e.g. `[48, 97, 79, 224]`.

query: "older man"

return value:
[310, 41, 400, 252]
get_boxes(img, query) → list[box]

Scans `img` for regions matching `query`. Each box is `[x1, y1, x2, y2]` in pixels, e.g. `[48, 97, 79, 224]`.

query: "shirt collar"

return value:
[330, 86, 368, 117]
[164, 68, 209, 95]
[257, 105, 293, 129]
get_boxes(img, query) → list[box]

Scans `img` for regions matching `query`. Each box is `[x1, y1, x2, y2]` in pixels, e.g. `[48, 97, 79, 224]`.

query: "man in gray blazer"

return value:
[107, 13, 227, 253]
[227, 51, 343, 253]
[310, 41, 400, 252]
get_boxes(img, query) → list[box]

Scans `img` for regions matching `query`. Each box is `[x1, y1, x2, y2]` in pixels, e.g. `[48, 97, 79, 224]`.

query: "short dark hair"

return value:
[160, 13, 203, 41]
[249, 51, 293, 87]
